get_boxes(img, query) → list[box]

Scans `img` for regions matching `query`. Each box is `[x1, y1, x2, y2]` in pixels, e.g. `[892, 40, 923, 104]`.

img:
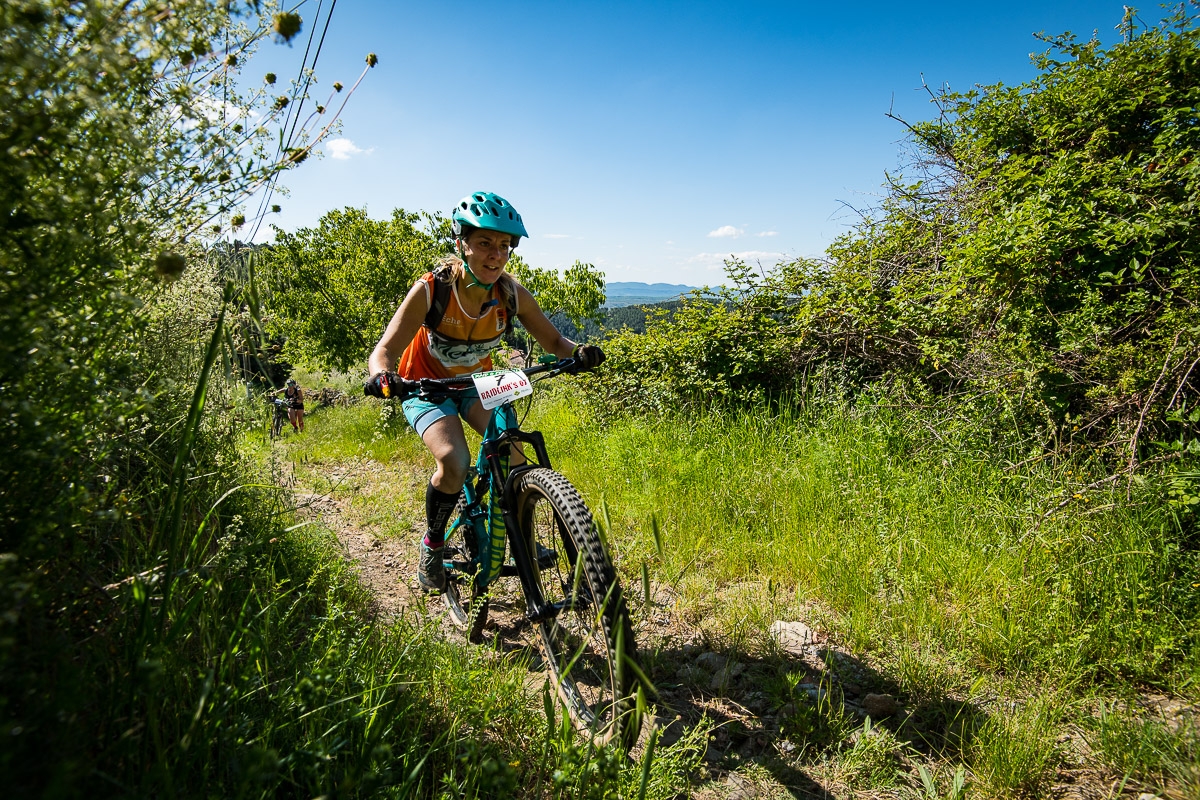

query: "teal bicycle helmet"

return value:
[451, 191, 528, 245]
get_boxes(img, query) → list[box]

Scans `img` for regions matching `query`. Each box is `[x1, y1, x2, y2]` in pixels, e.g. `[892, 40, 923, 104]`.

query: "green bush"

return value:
[587, 264, 796, 417]
[598, 9, 1200, 482]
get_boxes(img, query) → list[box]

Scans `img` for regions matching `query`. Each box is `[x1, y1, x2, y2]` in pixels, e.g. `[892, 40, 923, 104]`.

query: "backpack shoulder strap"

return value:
[499, 288, 518, 336]
[423, 267, 453, 330]
[424, 265, 519, 336]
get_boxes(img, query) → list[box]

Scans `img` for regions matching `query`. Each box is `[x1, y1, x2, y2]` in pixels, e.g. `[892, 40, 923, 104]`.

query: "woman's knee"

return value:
[433, 453, 470, 487]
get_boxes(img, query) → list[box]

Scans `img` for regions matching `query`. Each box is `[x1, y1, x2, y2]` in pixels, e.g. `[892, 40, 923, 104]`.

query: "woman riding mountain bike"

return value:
[365, 191, 605, 593]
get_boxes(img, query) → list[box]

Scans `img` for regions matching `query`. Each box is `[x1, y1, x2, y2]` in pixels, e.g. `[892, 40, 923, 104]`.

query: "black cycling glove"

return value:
[572, 344, 606, 371]
[364, 372, 414, 399]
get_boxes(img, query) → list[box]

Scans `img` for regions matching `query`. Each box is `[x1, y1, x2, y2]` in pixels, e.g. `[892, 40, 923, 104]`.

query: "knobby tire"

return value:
[513, 467, 643, 750]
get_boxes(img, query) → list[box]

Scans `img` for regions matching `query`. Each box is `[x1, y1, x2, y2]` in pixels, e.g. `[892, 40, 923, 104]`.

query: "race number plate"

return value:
[472, 369, 532, 410]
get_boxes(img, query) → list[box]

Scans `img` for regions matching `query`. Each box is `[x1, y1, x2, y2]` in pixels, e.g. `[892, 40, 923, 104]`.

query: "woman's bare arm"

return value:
[513, 283, 576, 359]
[369, 281, 431, 375]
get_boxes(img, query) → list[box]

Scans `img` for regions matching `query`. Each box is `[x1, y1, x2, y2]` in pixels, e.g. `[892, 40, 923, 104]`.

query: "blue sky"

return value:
[245, 0, 1133, 286]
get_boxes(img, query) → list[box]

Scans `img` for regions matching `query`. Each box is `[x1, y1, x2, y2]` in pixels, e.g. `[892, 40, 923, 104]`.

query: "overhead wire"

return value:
[247, 0, 338, 242]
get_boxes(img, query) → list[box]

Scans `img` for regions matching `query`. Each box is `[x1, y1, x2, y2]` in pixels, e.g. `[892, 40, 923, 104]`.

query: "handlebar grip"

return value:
[364, 372, 420, 400]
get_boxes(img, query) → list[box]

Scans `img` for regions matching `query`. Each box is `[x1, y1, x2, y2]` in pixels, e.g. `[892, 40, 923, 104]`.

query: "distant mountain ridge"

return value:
[603, 281, 697, 308]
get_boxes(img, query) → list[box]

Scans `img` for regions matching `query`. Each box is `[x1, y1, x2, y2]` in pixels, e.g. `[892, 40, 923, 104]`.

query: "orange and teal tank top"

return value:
[397, 272, 516, 380]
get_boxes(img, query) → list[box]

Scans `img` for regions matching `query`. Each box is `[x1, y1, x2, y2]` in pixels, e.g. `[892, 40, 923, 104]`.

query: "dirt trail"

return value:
[286, 461, 842, 796]
[295, 489, 419, 620]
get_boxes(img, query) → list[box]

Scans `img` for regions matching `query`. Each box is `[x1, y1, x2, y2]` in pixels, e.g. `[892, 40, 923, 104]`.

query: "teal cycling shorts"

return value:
[402, 389, 480, 438]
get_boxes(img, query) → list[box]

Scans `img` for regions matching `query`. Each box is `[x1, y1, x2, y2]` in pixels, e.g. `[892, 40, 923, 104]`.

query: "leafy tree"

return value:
[601, 8, 1200, 478]
[505, 255, 606, 353]
[265, 209, 608, 368]
[811, 6, 1200, 464]
[508, 256, 607, 328]
[266, 206, 452, 370]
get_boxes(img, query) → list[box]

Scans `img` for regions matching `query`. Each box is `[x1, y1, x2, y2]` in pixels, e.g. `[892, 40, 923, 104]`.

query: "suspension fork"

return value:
[479, 407, 558, 621]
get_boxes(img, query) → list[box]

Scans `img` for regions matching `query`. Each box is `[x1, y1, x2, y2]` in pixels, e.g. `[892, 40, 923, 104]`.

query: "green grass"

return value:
[1086, 699, 1200, 797]
[221, 379, 1199, 798]
[518, 387, 1198, 796]
[539, 394, 1199, 688]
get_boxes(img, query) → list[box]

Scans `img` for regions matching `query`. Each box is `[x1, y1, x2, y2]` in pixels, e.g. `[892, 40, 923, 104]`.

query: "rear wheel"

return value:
[513, 467, 643, 749]
[443, 493, 488, 643]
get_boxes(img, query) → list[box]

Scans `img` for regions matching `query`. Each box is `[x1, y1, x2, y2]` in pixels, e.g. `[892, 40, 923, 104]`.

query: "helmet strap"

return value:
[463, 261, 495, 291]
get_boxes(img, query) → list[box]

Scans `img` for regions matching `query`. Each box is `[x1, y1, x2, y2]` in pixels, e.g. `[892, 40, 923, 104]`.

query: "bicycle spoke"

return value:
[515, 467, 642, 748]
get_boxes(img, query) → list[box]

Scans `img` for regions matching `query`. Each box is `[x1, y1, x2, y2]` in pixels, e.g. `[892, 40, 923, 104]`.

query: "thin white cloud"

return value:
[686, 250, 788, 271]
[542, 233, 572, 239]
[326, 137, 373, 160]
[707, 225, 743, 238]
[757, 230, 779, 237]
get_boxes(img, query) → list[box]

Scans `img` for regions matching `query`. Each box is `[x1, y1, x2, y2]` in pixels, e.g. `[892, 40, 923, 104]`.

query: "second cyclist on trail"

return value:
[276, 378, 305, 433]
[364, 191, 604, 592]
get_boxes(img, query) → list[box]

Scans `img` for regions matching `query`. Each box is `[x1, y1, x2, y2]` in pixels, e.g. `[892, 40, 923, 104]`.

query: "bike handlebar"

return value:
[370, 358, 584, 402]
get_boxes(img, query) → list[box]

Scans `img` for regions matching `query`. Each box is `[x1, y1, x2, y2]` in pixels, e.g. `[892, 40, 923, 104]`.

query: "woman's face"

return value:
[459, 229, 513, 283]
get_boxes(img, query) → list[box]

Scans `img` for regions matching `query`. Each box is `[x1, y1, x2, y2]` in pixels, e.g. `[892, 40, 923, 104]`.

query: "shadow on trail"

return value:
[627, 629, 989, 797]
[418, 576, 990, 797]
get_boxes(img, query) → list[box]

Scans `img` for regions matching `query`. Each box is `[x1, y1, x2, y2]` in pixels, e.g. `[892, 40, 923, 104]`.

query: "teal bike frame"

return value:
[425, 359, 567, 621]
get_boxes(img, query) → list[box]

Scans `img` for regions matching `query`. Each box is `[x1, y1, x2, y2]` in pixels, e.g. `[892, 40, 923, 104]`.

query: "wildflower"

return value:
[272, 11, 303, 43]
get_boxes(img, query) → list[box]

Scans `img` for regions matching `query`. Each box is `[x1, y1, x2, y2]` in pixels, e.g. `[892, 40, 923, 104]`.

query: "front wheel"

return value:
[513, 467, 644, 750]
[270, 409, 284, 439]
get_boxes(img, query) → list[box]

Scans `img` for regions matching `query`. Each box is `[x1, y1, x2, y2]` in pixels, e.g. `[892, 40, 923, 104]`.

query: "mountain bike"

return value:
[268, 397, 290, 439]
[386, 357, 647, 749]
